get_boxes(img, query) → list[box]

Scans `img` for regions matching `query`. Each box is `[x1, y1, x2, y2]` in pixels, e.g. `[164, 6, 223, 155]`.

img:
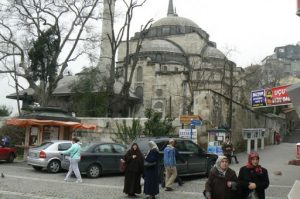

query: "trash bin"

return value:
[296, 143, 300, 159]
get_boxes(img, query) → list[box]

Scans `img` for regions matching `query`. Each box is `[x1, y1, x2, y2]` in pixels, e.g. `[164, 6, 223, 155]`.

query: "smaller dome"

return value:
[140, 39, 183, 54]
[203, 46, 225, 59]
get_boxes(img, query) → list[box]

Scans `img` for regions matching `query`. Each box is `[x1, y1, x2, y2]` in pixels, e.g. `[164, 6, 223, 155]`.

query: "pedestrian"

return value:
[161, 140, 186, 188]
[238, 152, 269, 199]
[143, 141, 160, 199]
[62, 137, 82, 183]
[222, 136, 239, 164]
[204, 156, 238, 199]
[123, 143, 144, 198]
[163, 139, 177, 191]
[275, 131, 281, 145]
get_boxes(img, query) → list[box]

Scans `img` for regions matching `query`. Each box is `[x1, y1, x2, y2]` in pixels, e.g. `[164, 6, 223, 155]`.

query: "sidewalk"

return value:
[230, 142, 300, 198]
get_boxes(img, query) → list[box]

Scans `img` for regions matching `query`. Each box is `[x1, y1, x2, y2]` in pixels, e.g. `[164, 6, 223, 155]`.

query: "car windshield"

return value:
[31, 142, 53, 150]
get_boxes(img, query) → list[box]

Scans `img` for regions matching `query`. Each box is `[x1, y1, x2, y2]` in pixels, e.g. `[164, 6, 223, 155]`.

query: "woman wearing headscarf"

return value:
[238, 152, 269, 199]
[143, 141, 160, 199]
[204, 156, 238, 199]
[123, 143, 144, 197]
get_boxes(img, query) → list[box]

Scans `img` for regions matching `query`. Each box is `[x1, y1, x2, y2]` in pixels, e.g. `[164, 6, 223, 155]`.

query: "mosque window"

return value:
[148, 28, 156, 37]
[162, 27, 170, 35]
[157, 28, 162, 36]
[163, 65, 167, 72]
[170, 26, 176, 34]
[135, 86, 143, 100]
[156, 54, 162, 62]
[154, 101, 163, 109]
[196, 71, 201, 80]
[136, 66, 143, 82]
[156, 89, 163, 97]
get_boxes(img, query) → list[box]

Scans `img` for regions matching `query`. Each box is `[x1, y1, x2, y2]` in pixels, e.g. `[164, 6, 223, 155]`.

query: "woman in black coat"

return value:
[123, 143, 144, 197]
[144, 141, 160, 199]
[238, 152, 269, 199]
[204, 156, 238, 199]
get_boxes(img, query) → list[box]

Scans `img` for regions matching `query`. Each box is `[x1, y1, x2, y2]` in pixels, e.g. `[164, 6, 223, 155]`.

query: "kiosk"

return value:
[207, 129, 230, 155]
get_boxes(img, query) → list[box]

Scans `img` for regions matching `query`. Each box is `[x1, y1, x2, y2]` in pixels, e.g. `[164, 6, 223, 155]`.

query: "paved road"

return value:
[1, 139, 300, 198]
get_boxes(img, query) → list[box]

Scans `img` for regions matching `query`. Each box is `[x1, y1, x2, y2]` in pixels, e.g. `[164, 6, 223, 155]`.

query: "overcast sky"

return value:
[1, 0, 300, 115]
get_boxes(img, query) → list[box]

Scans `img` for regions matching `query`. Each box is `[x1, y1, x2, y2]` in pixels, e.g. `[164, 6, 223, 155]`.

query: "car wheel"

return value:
[206, 160, 215, 177]
[6, 153, 15, 163]
[32, 166, 43, 171]
[47, 160, 61, 173]
[87, 164, 101, 178]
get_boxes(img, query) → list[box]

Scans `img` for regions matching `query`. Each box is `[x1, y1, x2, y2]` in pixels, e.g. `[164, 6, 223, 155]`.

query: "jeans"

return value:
[165, 166, 177, 188]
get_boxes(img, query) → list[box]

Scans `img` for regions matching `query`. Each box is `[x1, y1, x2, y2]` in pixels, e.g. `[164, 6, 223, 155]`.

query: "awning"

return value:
[6, 118, 96, 130]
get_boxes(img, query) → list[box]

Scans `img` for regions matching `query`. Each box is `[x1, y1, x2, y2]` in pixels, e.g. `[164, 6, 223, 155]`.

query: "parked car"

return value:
[61, 142, 127, 178]
[133, 137, 218, 177]
[27, 140, 72, 173]
[0, 144, 17, 163]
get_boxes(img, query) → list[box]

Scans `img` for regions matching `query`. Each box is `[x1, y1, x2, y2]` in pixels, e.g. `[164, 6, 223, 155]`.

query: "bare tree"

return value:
[0, 0, 101, 107]
[103, 0, 152, 116]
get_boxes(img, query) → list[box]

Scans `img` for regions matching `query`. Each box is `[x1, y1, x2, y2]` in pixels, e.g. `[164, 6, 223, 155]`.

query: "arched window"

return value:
[135, 86, 143, 100]
[154, 102, 163, 109]
[136, 66, 143, 82]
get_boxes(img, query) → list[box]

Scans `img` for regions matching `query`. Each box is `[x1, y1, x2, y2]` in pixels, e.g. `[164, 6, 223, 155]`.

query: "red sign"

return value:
[265, 85, 291, 106]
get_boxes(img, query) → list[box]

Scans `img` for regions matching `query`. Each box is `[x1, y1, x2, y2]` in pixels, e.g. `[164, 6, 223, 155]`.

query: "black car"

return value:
[133, 137, 217, 177]
[61, 142, 127, 178]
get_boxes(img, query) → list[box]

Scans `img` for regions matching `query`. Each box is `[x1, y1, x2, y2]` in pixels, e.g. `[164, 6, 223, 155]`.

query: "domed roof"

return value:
[152, 15, 200, 29]
[203, 46, 225, 59]
[140, 39, 183, 54]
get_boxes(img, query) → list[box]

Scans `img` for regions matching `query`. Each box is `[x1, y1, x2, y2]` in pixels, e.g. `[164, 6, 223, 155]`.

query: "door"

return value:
[92, 144, 116, 172]
[112, 144, 126, 172]
[184, 140, 206, 173]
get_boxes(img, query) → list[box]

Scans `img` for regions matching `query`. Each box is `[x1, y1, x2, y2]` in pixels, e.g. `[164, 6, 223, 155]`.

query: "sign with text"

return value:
[179, 129, 197, 143]
[180, 115, 202, 125]
[251, 85, 292, 108]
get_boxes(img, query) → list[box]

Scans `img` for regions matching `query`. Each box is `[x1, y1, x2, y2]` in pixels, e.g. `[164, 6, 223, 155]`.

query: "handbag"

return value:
[119, 159, 126, 172]
[144, 160, 156, 167]
[247, 190, 259, 199]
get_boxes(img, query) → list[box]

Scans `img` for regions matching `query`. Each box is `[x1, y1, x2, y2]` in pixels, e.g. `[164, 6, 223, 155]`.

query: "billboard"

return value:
[251, 85, 291, 108]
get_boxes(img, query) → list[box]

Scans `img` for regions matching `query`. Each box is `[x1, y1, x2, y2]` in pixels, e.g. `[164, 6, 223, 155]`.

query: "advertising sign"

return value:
[251, 85, 291, 108]
[251, 89, 266, 107]
[180, 115, 202, 124]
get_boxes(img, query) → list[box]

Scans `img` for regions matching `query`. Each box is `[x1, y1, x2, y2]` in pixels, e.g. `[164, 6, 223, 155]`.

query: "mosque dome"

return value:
[203, 46, 225, 59]
[140, 39, 183, 54]
[152, 15, 200, 29]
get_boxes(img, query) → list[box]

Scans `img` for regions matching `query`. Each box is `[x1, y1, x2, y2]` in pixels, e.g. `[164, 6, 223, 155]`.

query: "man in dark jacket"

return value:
[238, 152, 269, 199]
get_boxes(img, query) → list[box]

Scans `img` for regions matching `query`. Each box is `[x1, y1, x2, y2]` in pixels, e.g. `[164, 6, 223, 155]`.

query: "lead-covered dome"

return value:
[152, 15, 200, 29]
[140, 39, 183, 54]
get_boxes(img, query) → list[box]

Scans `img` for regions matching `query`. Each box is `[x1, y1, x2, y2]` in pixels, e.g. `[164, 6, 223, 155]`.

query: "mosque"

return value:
[111, 0, 246, 127]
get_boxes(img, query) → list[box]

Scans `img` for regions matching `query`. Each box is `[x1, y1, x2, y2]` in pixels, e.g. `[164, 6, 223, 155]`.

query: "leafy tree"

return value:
[0, 105, 12, 116]
[70, 67, 108, 117]
[112, 118, 143, 145]
[143, 108, 174, 137]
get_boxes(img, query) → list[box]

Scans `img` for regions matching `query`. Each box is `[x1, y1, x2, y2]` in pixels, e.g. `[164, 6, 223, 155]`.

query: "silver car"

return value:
[27, 140, 72, 173]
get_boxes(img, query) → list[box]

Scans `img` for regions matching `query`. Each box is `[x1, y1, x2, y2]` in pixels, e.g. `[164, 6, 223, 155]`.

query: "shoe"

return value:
[128, 194, 137, 198]
[178, 182, 184, 186]
[165, 187, 174, 191]
[236, 161, 239, 164]
[76, 179, 82, 183]
[64, 178, 68, 182]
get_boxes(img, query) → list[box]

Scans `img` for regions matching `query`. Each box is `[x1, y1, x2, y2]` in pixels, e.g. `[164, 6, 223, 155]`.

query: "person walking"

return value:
[275, 131, 281, 145]
[123, 143, 144, 198]
[204, 156, 238, 199]
[163, 139, 177, 191]
[143, 141, 160, 199]
[222, 136, 239, 164]
[62, 137, 82, 183]
[238, 152, 269, 199]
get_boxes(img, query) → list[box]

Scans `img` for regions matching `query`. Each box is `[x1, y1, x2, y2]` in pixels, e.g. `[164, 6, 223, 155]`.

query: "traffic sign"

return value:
[191, 119, 202, 126]
[180, 115, 202, 124]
